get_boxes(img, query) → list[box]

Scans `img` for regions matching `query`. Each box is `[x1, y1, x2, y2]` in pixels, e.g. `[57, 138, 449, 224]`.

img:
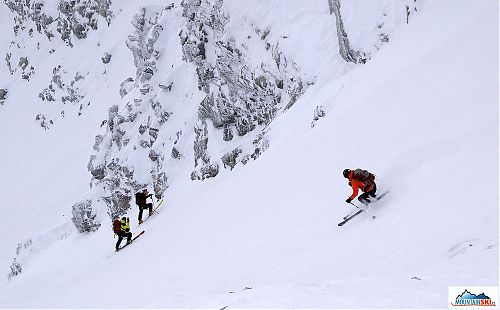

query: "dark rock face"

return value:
[119, 78, 135, 98]
[105, 191, 132, 219]
[222, 148, 242, 170]
[3, 1, 113, 131]
[223, 125, 233, 141]
[171, 147, 181, 159]
[102, 52, 112, 64]
[35, 65, 88, 128]
[5, 0, 112, 46]
[57, 0, 112, 46]
[181, 0, 310, 174]
[87, 6, 173, 218]
[5, 0, 56, 39]
[125, 7, 163, 83]
[191, 163, 219, 181]
[87, 1, 311, 220]
[193, 120, 210, 168]
[88, 155, 106, 180]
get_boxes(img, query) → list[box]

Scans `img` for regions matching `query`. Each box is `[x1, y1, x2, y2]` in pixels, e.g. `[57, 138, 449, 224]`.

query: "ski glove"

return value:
[346, 198, 352, 204]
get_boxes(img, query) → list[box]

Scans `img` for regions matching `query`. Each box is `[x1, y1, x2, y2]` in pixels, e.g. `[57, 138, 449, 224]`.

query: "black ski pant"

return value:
[138, 203, 153, 222]
[359, 182, 377, 204]
[116, 231, 132, 249]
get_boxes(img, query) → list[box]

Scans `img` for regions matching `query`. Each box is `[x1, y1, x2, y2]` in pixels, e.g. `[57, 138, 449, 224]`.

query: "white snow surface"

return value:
[0, 0, 498, 308]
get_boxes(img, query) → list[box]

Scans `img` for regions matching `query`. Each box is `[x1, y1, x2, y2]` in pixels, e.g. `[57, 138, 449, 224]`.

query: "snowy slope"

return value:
[1, 0, 498, 308]
[0, 0, 140, 273]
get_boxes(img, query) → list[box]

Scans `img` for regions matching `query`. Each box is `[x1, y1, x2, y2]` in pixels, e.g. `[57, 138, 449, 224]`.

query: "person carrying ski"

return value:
[135, 189, 153, 224]
[343, 168, 377, 205]
[113, 216, 132, 251]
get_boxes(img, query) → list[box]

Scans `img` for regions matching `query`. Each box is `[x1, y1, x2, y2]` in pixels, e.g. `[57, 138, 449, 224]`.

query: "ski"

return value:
[116, 230, 145, 251]
[339, 191, 389, 226]
[137, 199, 164, 226]
[338, 209, 364, 226]
[343, 209, 358, 220]
[373, 191, 389, 202]
[342, 191, 389, 220]
[153, 199, 164, 212]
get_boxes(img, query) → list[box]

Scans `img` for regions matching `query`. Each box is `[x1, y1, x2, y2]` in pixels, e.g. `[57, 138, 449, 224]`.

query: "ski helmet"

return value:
[343, 169, 351, 178]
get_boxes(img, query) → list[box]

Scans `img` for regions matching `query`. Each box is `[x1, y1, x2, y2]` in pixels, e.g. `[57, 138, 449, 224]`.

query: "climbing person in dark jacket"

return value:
[113, 216, 132, 251]
[135, 189, 153, 224]
[343, 168, 377, 205]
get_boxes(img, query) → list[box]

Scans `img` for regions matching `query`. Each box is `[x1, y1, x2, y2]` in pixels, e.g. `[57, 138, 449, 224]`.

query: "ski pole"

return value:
[350, 202, 362, 209]
[350, 202, 376, 219]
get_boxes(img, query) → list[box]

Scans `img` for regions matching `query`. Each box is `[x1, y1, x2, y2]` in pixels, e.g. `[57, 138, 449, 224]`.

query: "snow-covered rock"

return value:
[0, 0, 496, 308]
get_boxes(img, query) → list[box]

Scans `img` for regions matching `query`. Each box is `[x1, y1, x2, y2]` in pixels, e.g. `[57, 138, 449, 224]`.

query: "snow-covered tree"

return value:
[71, 200, 101, 233]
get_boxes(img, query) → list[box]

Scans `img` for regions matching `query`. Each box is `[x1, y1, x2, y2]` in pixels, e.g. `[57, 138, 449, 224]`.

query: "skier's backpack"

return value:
[113, 219, 121, 234]
[352, 169, 375, 183]
[135, 192, 146, 205]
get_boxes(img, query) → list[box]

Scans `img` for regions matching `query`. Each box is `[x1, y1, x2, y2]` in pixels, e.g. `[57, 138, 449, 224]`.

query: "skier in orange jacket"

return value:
[343, 168, 377, 205]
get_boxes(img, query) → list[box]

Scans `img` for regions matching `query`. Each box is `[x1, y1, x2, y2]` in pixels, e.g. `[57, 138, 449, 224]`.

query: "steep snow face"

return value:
[85, 0, 320, 221]
[0, 0, 423, 229]
[0, 0, 140, 276]
[0, 0, 498, 308]
[85, 0, 424, 221]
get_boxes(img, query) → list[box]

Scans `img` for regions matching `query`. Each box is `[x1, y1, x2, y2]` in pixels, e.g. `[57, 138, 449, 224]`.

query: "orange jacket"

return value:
[348, 171, 374, 200]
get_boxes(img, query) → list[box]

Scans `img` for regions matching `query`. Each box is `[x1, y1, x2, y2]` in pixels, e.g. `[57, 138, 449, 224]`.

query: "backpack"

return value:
[135, 192, 146, 205]
[352, 169, 375, 182]
[113, 219, 121, 234]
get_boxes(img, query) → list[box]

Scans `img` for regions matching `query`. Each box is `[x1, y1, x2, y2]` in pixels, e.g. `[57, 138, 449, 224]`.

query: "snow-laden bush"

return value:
[7, 258, 22, 280]
[7, 240, 32, 280]
[0, 88, 7, 104]
[71, 199, 101, 233]
[7, 223, 73, 280]
[311, 106, 325, 128]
